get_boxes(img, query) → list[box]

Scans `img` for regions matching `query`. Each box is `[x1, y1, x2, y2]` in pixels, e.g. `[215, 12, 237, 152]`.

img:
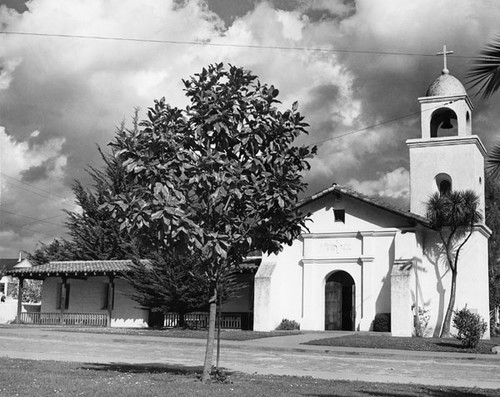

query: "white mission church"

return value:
[6, 58, 490, 338]
[254, 61, 490, 337]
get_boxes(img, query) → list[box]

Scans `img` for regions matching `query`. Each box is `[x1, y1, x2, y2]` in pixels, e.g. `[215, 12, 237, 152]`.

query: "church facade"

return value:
[253, 66, 491, 338]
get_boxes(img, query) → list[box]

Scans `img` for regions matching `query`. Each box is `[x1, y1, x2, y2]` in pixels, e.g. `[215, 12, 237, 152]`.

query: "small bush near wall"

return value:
[373, 313, 391, 332]
[452, 307, 488, 348]
[276, 319, 300, 330]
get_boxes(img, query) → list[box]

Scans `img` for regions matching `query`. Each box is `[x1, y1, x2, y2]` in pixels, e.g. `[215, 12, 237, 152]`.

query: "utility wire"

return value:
[1, 219, 57, 238]
[1, 172, 69, 200]
[0, 209, 65, 227]
[17, 213, 66, 229]
[2, 181, 74, 209]
[0, 31, 476, 59]
[309, 100, 458, 147]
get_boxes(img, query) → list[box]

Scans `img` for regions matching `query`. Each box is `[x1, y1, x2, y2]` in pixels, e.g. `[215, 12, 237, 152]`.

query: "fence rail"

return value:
[18, 312, 107, 326]
[164, 312, 241, 329]
[16, 311, 243, 329]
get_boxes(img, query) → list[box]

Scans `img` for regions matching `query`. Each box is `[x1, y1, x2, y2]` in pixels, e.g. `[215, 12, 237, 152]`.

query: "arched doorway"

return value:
[325, 271, 355, 331]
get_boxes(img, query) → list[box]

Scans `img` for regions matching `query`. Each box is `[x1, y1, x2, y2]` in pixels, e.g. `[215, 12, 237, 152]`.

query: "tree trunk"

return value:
[202, 285, 217, 383]
[440, 270, 457, 338]
[178, 311, 186, 329]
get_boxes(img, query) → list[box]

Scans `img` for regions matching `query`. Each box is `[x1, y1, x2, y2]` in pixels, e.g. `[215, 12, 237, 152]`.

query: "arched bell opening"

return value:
[430, 107, 458, 138]
[325, 270, 355, 331]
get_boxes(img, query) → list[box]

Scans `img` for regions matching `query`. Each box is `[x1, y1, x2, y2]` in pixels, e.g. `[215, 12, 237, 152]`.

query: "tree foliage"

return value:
[30, 118, 145, 264]
[485, 174, 500, 314]
[467, 35, 500, 101]
[126, 253, 210, 324]
[467, 36, 500, 178]
[106, 63, 316, 381]
[8, 278, 42, 303]
[426, 190, 482, 338]
[29, 115, 226, 326]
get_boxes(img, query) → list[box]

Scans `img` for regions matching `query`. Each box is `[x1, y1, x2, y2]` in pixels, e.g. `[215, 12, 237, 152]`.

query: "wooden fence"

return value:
[164, 312, 241, 329]
[16, 311, 242, 329]
[18, 312, 107, 326]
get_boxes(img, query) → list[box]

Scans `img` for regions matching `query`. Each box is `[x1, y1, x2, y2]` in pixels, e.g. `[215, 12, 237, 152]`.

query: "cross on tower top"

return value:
[436, 45, 454, 73]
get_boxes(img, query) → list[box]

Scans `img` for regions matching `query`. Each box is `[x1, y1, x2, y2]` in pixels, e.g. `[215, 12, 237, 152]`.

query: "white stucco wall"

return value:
[254, 193, 418, 332]
[408, 136, 486, 218]
[413, 227, 490, 338]
[254, 240, 303, 331]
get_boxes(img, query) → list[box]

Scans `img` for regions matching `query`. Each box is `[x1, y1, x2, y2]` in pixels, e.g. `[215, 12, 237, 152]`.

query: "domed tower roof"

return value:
[426, 69, 467, 97]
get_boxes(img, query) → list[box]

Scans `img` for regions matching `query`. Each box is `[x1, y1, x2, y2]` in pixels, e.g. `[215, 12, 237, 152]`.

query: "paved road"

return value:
[1, 327, 499, 389]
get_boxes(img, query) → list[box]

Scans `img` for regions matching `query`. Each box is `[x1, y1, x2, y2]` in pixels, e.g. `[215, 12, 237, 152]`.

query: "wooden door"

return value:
[325, 281, 342, 330]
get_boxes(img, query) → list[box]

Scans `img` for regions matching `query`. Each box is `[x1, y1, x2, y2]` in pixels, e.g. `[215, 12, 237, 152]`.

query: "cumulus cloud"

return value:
[346, 167, 410, 205]
[0, 0, 499, 256]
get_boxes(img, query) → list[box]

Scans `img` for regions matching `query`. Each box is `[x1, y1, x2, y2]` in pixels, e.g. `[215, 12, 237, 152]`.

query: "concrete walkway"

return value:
[1, 327, 499, 390]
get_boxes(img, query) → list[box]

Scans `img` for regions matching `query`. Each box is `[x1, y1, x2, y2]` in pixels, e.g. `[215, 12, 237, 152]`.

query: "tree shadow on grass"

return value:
[305, 387, 494, 397]
[80, 362, 208, 376]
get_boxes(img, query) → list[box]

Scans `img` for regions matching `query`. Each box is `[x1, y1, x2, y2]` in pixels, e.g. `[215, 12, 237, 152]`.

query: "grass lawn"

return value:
[1, 357, 498, 397]
[305, 333, 500, 354]
[8, 324, 300, 341]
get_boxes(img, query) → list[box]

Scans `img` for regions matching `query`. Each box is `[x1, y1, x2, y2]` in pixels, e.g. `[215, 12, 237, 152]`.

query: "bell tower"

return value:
[407, 46, 486, 218]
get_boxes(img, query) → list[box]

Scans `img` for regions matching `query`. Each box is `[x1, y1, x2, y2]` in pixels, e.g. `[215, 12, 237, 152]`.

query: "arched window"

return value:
[435, 173, 452, 196]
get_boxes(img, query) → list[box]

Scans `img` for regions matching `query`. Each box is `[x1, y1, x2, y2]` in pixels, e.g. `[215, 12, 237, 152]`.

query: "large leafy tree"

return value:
[426, 190, 482, 338]
[107, 63, 316, 382]
[30, 121, 215, 321]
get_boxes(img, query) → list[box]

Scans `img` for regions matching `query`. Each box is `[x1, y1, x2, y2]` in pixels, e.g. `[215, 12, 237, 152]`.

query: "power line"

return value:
[309, 100, 458, 147]
[1, 219, 58, 238]
[0, 31, 476, 59]
[1, 172, 69, 200]
[312, 111, 421, 146]
[0, 209, 65, 227]
[2, 180, 74, 209]
[18, 213, 66, 228]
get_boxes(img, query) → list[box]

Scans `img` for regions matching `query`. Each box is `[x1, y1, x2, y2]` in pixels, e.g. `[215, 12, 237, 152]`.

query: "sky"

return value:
[1, 0, 500, 258]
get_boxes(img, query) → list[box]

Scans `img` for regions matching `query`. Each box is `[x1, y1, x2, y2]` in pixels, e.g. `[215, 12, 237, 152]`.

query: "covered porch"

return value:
[7, 260, 149, 328]
[7, 258, 260, 329]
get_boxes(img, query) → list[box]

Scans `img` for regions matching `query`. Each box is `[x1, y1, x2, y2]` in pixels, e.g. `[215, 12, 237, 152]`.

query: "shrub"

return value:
[275, 318, 300, 330]
[452, 307, 488, 348]
[373, 313, 391, 332]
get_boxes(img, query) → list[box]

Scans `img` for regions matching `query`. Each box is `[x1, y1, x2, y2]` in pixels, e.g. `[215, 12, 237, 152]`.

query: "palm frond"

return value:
[467, 36, 500, 100]
[486, 142, 500, 179]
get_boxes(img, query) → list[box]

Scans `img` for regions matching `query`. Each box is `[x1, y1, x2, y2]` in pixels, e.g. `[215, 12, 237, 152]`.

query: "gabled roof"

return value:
[297, 184, 430, 227]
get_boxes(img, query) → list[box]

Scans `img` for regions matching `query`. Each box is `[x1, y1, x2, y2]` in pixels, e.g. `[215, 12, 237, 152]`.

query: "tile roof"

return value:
[7, 257, 261, 278]
[297, 184, 430, 227]
[6, 260, 149, 277]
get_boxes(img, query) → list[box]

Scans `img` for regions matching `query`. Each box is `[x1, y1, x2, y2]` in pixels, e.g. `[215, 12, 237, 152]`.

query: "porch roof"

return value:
[6, 260, 149, 279]
[7, 257, 261, 279]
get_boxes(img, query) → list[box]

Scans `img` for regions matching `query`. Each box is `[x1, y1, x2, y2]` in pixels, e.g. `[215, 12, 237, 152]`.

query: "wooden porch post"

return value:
[16, 277, 24, 324]
[107, 275, 115, 327]
[60, 276, 67, 325]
